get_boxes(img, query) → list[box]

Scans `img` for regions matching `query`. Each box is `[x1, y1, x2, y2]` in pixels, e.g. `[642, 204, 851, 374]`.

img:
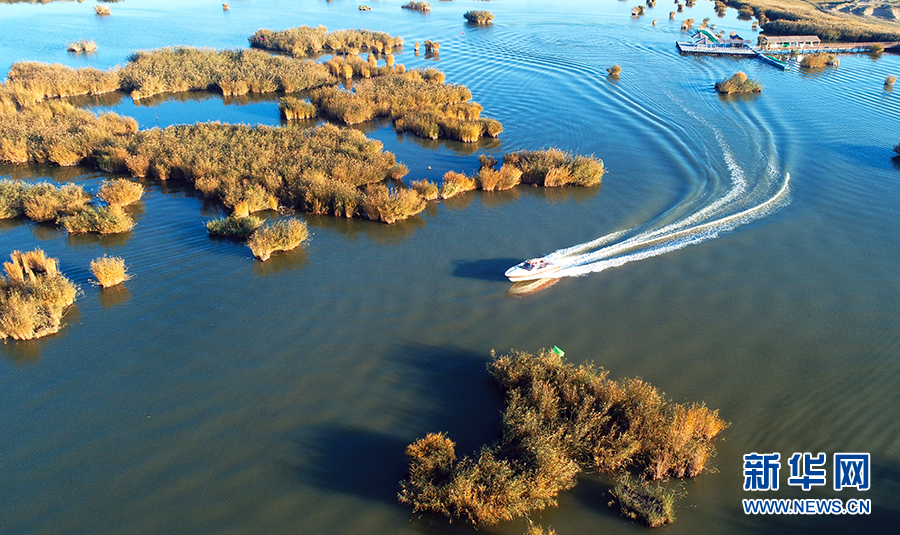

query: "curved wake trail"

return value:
[540, 115, 791, 279]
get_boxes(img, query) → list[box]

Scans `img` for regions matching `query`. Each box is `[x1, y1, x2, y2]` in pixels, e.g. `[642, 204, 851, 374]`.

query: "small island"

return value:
[715, 71, 762, 94]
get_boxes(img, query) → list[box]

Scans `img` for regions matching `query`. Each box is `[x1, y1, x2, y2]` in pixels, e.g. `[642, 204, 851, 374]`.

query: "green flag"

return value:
[552, 345, 565, 357]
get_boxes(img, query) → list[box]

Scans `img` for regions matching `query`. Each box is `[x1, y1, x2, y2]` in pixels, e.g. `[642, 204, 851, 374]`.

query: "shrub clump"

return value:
[402, 1, 430, 12]
[206, 214, 264, 239]
[249, 26, 403, 56]
[59, 205, 135, 235]
[503, 148, 605, 187]
[121, 47, 336, 100]
[361, 183, 426, 223]
[463, 11, 494, 24]
[399, 349, 727, 526]
[279, 97, 317, 120]
[609, 473, 679, 528]
[0, 179, 91, 222]
[0, 249, 77, 340]
[247, 218, 309, 261]
[714, 71, 762, 94]
[66, 41, 97, 53]
[310, 70, 502, 142]
[439, 171, 477, 199]
[98, 178, 143, 207]
[411, 179, 439, 201]
[799, 53, 837, 69]
[90, 256, 131, 288]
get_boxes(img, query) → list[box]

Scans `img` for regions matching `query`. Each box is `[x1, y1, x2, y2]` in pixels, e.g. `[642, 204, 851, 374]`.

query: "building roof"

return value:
[762, 35, 821, 44]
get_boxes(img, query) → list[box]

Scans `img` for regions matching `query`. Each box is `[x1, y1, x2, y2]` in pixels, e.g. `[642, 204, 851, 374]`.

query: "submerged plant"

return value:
[609, 473, 679, 528]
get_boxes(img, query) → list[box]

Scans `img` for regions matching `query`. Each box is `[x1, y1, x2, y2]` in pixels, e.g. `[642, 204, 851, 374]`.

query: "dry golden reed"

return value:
[1, 249, 77, 340]
[399, 349, 727, 526]
[90, 256, 130, 287]
[247, 218, 309, 261]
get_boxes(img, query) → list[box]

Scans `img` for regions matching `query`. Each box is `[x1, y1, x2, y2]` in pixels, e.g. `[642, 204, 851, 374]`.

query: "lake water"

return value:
[1, 1, 899, 534]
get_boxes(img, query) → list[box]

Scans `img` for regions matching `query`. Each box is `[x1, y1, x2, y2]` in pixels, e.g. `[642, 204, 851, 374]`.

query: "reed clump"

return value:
[89, 255, 130, 287]
[609, 473, 679, 528]
[889, 75, 899, 89]
[98, 178, 143, 207]
[799, 53, 837, 69]
[310, 70, 502, 142]
[402, 1, 430, 12]
[503, 148, 605, 187]
[714, 71, 762, 94]
[247, 218, 309, 261]
[439, 170, 477, 199]
[399, 349, 727, 526]
[0, 101, 136, 166]
[206, 213, 264, 239]
[464, 10, 494, 24]
[121, 47, 336, 100]
[249, 25, 403, 56]
[0, 179, 91, 222]
[66, 40, 97, 53]
[0, 249, 77, 340]
[607, 64, 622, 76]
[5, 62, 121, 104]
[361, 183, 426, 223]
[475, 164, 522, 191]
[59, 205, 135, 234]
[279, 96, 317, 120]
[94, 4, 109, 15]
[411, 179, 439, 201]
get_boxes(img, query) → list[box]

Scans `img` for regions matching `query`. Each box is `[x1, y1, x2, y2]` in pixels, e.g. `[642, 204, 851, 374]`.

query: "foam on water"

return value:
[541, 112, 791, 278]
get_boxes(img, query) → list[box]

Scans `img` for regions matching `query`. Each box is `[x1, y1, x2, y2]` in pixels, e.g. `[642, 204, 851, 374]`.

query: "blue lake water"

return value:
[1, 1, 899, 533]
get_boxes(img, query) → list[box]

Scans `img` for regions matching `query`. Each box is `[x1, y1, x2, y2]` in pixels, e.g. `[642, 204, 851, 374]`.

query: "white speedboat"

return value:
[504, 258, 562, 282]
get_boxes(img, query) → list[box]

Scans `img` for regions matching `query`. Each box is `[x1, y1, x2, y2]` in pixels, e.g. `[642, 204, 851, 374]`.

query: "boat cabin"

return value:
[759, 35, 821, 51]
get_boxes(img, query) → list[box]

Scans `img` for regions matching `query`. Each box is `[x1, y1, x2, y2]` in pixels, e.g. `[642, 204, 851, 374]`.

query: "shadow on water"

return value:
[304, 213, 426, 246]
[252, 247, 309, 277]
[0, 306, 81, 364]
[1, 339, 42, 364]
[394, 131, 502, 156]
[287, 344, 505, 510]
[452, 258, 521, 282]
[98, 285, 132, 308]
[67, 230, 133, 248]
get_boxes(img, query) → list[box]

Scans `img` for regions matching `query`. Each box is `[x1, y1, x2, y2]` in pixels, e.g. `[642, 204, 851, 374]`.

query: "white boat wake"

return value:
[528, 117, 791, 279]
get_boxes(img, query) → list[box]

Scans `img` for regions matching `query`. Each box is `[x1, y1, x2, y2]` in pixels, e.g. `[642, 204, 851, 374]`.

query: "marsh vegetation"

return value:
[247, 218, 309, 261]
[402, 1, 431, 12]
[399, 349, 727, 526]
[715, 71, 762, 93]
[310, 70, 502, 142]
[799, 52, 837, 68]
[249, 26, 403, 56]
[723, 0, 900, 41]
[90, 256, 130, 287]
[0, 249, 77, 340]
[463, 10, 494, 24]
